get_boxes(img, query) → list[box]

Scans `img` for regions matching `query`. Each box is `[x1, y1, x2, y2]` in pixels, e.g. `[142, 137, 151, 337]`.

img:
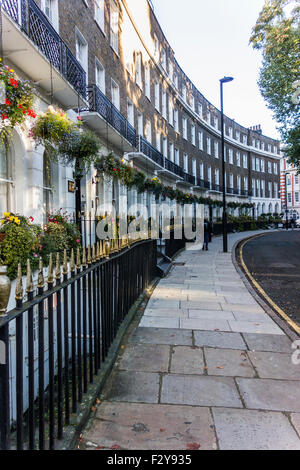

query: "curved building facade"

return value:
[0, 0, 281, 224]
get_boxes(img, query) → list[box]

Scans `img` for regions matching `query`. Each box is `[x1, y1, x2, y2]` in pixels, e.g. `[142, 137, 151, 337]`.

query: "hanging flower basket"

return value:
[30, 106, 101, 175]
[0, 60, 36, 139]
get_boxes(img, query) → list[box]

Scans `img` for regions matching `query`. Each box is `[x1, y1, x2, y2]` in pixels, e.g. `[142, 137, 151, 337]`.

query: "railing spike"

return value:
[96, 241, 100, 261]
[87, 245, 92, 264]
[63, 250, 68, 275]
[38, 257, 44, 289]
[100, 240, 104, 258]
[48, 253, 54, 285]
[105, 238, 110, 259]
[70, 249, 75, 273]
[82, 246, 87, 267]
[92, 244, 96, 263]
[26, 259, 33, 293]
[55, 253, 61, 280]
[76, 248, 81, 269]
[15, 263, 23, 301]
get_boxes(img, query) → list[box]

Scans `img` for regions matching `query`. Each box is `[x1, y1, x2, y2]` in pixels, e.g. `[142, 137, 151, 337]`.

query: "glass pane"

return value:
[0, 141, 7, 179]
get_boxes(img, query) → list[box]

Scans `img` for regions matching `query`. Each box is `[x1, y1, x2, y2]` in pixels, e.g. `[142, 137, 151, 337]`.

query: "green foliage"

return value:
[30, 107, 101, 175]
[250, 0, 300, 162]
[0, 222, 40, 279]
[0, 210, 81, 279]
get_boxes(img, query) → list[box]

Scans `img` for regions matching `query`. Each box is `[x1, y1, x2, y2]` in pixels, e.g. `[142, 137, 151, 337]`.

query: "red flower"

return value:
[2, 114, 8, 120]
[9, 78, 18, 88]
[18, 104, 23, 109]
[77, 116, 82, 121]
[113, 168, 117, 171]
[4, 99, 11, 106]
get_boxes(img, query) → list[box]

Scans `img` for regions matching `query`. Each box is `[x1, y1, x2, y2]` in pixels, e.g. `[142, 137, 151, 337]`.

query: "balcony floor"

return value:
[81, 111, 136, 153]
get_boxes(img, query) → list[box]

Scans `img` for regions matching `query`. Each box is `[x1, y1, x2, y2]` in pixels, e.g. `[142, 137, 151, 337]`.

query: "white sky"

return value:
[151, 0, 280, 140]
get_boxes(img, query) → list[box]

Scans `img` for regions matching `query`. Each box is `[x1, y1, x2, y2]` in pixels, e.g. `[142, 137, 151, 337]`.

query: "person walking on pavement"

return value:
[291, 217, 296, 230]
[203, 218, 212, 251]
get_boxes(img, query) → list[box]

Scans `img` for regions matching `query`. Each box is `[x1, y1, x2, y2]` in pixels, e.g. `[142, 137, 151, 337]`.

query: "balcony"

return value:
[161, 158, 184, 181]
[81, 84, 137, 152]
[127, 136, 164, 171]
[210, 183, 221, 193]
[194, 178, 210, 190]
[177, 172, 195, 188]
[1, 0, 86, 107]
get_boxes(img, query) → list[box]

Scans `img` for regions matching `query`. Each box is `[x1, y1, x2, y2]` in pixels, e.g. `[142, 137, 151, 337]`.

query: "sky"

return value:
[151, 0, 280, 140]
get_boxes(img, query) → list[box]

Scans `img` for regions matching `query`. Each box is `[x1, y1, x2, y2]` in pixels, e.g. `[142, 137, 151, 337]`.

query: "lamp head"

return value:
[220, 76, 234, 84]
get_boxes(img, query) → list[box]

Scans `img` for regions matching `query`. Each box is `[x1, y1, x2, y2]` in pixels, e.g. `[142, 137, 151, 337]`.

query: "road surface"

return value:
[240, 230, 300, 326]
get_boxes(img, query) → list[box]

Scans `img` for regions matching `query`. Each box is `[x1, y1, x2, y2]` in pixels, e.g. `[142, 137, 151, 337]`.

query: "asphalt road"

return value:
[241, 230, 300, 325]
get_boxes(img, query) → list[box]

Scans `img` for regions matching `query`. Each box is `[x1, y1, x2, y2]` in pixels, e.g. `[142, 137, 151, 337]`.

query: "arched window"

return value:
[0, 140, 13, 213]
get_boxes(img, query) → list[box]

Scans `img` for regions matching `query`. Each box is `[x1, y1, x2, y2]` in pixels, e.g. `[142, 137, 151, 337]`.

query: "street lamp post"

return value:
[220, 76, 234, 253]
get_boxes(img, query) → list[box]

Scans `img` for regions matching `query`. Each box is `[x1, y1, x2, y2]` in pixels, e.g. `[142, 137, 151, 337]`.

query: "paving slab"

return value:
[248, 351, 300, 380]
[213, 408, 300, 450]
[107, 371, 160, 404]
[243, 333, 293, 353]
[182, 301, 223, 311]
[194, 331, 247, 350]
[236, 378, 300, 412]
[232, 312, 274, 323]
[180, 318, 231, 332]
[161, 374, 242, 408]
[147, 299, 180, 309]
[144, 308, 188, 318]
[204, 348, 255, 377]
[189, 309, 235, 321]
[229, 320, 284, 335]
[290, 414, 300, 438]
[129, 327, 193, 346]
[83, 402, 217, 450]
[224, 296, 258, 305]
[118, 344, 170, 373]
[170, 346, 205, 375]
[139, 316, 180, 329]
[221, 303, 265, 314]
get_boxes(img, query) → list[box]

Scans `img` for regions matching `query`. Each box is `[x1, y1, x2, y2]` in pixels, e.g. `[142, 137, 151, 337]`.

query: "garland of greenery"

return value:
[95, 154, 255, 209]
[0, 60, 36, 139]
[30, 106, 101, 175]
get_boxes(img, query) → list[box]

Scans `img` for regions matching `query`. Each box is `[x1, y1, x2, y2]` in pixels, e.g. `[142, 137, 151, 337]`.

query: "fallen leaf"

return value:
[96, 399, 101, 405]
[241, 352, 247, 357]
[214, 329, 220, 331]
[91, 406, 97, 412]
[111, 444, 121, 450]
[160, 428, 166, 432]
[121, 346, 125, 350]
[186, 442, 201, 450]
[217, 366, 223, 369]
[95, 446, 106, 450]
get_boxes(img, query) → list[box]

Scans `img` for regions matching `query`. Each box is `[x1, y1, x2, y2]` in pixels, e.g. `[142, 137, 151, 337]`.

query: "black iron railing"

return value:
[195, 178, 210, 189]
[164, 158, 184, 178]
[183, 173, 195, 185]
[86, 84, 137, 148]
[1, 0, 86, 98]
[0, 239, 157, 450]
[138, 136, 164, 167]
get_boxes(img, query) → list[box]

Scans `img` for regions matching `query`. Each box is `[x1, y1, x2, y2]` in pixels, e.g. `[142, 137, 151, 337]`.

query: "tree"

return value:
[250, 0, 300, 164]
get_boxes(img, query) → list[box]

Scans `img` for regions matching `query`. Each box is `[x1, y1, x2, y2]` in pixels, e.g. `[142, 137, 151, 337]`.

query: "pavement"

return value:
[80, 230, 300, 451]
[241, 229, 300, 324]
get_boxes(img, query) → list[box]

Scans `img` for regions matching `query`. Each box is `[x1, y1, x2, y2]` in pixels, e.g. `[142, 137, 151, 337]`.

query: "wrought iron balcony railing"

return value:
[164, 158, 184, 178]
[138, 136, 164, 168]
[86, 84, 137, 148]
[195, 178, 210, 189]
[1, 0, 86, 98]
[183, 172, 195, 185]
